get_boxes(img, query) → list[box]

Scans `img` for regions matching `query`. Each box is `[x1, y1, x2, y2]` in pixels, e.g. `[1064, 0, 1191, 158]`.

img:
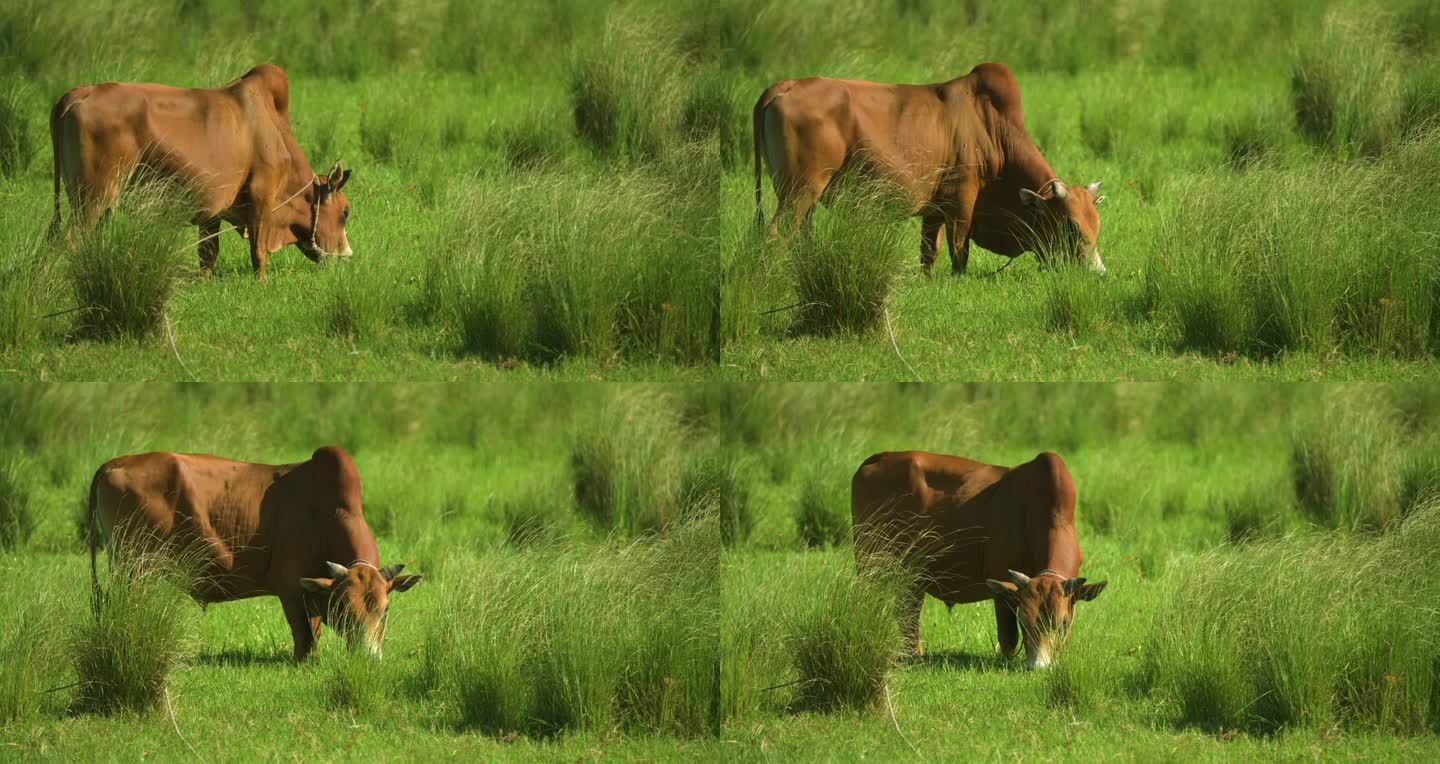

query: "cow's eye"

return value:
[341, 206, 350, 223]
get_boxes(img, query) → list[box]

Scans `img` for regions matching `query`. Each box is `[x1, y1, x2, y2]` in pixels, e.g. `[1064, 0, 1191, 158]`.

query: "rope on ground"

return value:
[759, 677, 804, 693]
[38, 305, 84, 319]
[164, 311, 198, 382]
[164, 685, 202, 761]
[885, 680, 924, 762]
[759, 301, 807, 316]
[884, 305, 922, 382]
[988, 252, 1029, 277]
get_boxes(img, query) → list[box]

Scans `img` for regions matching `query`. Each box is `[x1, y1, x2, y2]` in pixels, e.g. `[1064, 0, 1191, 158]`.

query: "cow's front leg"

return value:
[248, 229, 269, 280]
[946, 223, 971, 276]
[945, 184, 979, 276]
[282, 594, 318, 660]
[994, 599, 1019, 660]
[919, 215, 943, 276]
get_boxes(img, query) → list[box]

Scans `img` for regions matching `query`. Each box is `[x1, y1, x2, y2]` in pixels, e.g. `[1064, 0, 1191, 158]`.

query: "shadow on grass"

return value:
[908, 649, 1011, 673]
[192, 648, 293, 668]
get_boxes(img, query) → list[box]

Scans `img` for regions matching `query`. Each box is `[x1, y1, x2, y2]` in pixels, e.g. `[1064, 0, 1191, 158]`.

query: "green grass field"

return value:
[0, 384, 725, 759]
[6, 384, 1440, 759]
[0, 1, 719, 381]
[719, 383, 1440, 759]
[721, 0, 1440, 381]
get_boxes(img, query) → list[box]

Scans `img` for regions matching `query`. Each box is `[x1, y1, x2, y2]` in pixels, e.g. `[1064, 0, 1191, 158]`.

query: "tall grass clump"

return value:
[418, 163, 716, 364]
[789, 555, 907, 711]
[681, 68, 745, 170]
[1043, 265, 1119, 338]
[1290, 398, 1408, 532]
[1291, 8, 1403, 159]
[500, 486, 577, 547]
[67, 180, 193, 342]
[795, 473, 848, 548]
[326, 265, 390, 342]
[0, 458, 34, 550]
[0, 82, 33, 178]
[72, 530, 203, 714]
[1140, 498, 1440, 734]
[495, 104, 575, 171]
[0, 235, 58, 351]
[316, 650, 391, 714]
[786, 183, 908, 336]
[1146, 132, 1440, 359]
[570, 388, 685, 536]
[569, 13, 684, 162]
[420, 515, 718, 738]
[0, 573, 71, 724]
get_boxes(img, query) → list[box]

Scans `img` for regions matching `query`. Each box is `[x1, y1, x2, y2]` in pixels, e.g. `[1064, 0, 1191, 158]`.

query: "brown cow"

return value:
[87, 446, 420, 660]
[753, 63, 1106, 276]
[49, 64, 353, 278]
[851, 450, 1105, 669]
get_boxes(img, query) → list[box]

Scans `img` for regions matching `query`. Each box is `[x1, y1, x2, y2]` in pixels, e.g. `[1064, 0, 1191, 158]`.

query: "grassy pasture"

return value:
[721, 0, 1440, 380]
[0, 0, 720, 381]
[0, 384, 722, 759]
[718, 383, 1440, 759]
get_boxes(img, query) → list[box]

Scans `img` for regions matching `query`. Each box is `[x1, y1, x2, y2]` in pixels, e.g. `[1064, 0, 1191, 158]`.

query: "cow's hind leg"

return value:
[899, 586, 925, 658]
[919, 215, 943, 276]
[198, 219, 221, 273]
[994, 600, 1019, 660]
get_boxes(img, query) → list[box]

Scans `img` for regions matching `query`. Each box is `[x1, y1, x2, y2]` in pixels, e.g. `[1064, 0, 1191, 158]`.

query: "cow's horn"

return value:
[380, 563, 405, 581]
[1007, 569, 1032, 588]
[324, 561, 349, 580]
[1086, 181, 1102, 194]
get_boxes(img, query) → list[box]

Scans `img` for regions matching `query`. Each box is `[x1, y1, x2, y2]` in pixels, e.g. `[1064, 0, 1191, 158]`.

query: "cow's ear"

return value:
[299, 577, 334, 594]
[1094, 195, 1107, 206]
[986, 579, 1019, 605]
[388, 574, 423, 593]
[1075, 580, 1107, 602]
[1086, 181, 1102, 195]
[379, 563, 405, 581]
[335, 168, 352, 192]
[1019, 188, 1046, 207]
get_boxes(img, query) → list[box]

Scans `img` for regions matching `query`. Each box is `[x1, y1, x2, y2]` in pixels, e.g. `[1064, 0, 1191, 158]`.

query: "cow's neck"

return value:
[1039, 523, 1081, 577]
[1001, 132, 1059, 196]
[328, 511, 381, 567]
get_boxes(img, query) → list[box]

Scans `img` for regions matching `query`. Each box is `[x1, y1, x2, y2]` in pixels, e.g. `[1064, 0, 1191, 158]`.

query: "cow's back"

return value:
[93, 452, 291, 585]
[851, 451, 1003, 554]
[55, 75, 277, 221]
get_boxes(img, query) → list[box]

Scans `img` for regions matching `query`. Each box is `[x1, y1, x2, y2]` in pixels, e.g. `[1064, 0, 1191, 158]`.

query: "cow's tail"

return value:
[87, 467, 104, 613]
[47, 95, 68, 240]
[752, 88, 770, 230]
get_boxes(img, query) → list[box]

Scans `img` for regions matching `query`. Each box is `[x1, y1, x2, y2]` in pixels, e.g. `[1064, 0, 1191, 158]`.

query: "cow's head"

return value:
[294, 161, 353, 262]
[1019, 180, 1106, 275]
[985, 569, 1106, 670]
[298, 560, 421, 657]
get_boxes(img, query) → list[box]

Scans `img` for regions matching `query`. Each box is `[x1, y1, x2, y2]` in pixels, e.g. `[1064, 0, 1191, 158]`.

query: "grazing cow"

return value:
[87, 446, 420, 659]
[851, 450, 1105, 669]
[753, 63, 1106, 275]
[49, 64, 353, 278]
